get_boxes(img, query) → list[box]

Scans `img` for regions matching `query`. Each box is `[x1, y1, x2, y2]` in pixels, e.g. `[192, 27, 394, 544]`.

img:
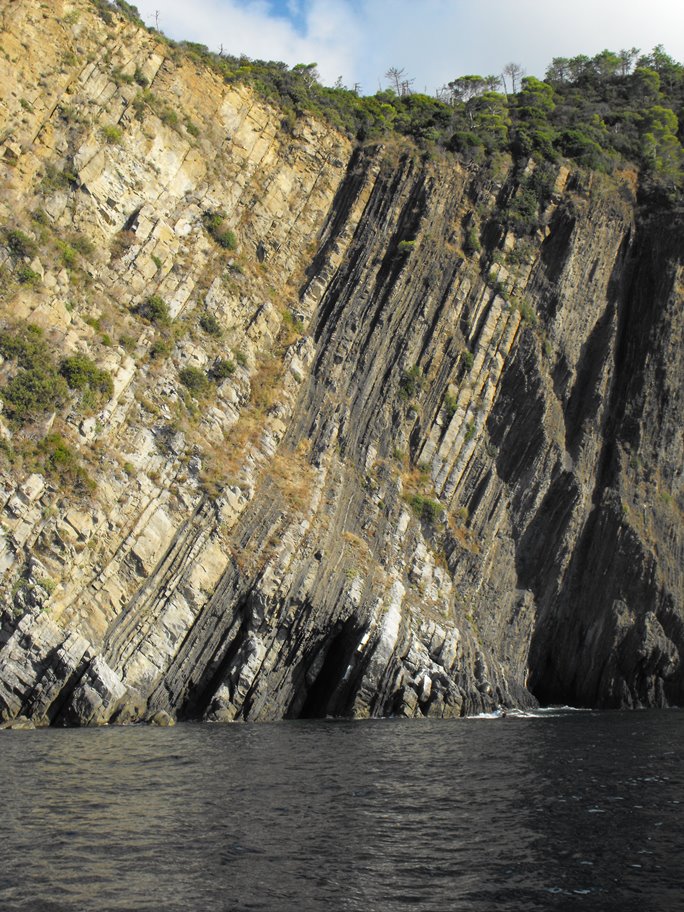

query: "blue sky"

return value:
[269, 0, 308, 32]
[134, 1, 684, 95]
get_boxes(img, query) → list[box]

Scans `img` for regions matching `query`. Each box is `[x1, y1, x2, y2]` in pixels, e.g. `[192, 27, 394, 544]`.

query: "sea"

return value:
[0, 708, 682, 912]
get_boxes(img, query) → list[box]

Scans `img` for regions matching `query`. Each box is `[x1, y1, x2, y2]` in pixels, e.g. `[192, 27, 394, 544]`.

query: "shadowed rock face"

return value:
[0, 1, 682, 726]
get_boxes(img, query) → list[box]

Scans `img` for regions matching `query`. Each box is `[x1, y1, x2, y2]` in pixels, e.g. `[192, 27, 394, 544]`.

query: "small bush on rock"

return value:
[199, 312, 222, 336]
[3, 228, 37, 259]
[210, 358, 235, 380]
[60, 355, 113, 398]
[203, 211, 237, 250]
[135, 295, 170, 325]
[179, 366, 210, 395]
[408, 494, 442, 525]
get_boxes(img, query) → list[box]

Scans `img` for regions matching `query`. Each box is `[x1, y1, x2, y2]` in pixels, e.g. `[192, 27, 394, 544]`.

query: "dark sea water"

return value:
[0, 709, 682, 912]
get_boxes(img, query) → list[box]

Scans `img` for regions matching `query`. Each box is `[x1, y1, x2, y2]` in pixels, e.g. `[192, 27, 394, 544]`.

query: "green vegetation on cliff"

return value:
[90, 3, 683, 196]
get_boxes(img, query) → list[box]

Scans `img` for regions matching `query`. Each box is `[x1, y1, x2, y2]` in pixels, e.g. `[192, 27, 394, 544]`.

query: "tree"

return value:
[513, 77, 557, 158]
[592, 50, 622, 80]
[502, 62, 525, 94]
[640, 105, 682, 183]
[385, 67, 413, 96]
[545, 57, 571, 84]
[393, 93, 452, 141]
[618, 47, 640, 76]
[567, 55, 593, 83]
[385, 66, 404, 94]
[466, 91, 510, 150]
[447, 74, 498, 104]
[292, 62, 319, 88]
[558, 129, 608, 170]
[638, 45, 684, 92]
[633, 67, 661, 102]
[517, 77, 556, 119]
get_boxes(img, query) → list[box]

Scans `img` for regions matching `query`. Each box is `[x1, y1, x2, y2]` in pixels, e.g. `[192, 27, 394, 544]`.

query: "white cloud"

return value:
[134, 0, 359, 85]
[133, 0, 684, 94]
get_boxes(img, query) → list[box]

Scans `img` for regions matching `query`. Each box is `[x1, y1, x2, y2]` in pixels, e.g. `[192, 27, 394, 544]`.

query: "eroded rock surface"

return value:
[0, 1, 681, 725]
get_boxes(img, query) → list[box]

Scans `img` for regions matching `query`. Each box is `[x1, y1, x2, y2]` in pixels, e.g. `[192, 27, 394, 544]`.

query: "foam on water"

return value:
[467, 705, 594, 720]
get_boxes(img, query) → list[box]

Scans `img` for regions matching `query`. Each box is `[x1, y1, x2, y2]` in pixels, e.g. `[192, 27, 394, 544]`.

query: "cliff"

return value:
[0, 0, 682, 727]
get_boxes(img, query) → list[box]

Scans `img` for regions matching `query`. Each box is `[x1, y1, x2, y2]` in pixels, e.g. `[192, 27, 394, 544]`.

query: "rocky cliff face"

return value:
[0, 0, 682, 727]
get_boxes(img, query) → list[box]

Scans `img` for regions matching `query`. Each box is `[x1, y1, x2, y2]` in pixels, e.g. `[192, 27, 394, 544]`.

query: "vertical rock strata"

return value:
[0, 1, 681, 725]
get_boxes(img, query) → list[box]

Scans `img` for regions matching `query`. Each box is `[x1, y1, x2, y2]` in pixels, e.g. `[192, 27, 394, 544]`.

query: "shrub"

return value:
[408, 494, 442, 525]
[91, 0, 113, 25]
[58, 242, 78, 268]
[69, 235, 95, 257]
[135, 295, 170, 325]
[516, 297, 538, 326]
[112, 67, 135, 86]
[179, 366, 210, 395]
[558, 128, 608, 171]
[133, 89, 157, 115]
[130, 89, 182, 128]
[102, 124, 123, 144]
[447, 130, 486, 161]
[40, 164, 78, 193]
[160, 108, 179, 128]
[282, 309, 305, 334]
[203, 211, 237, 250]
[0, 324, 45, 364]
[0, 264, 11, 297]
[199, 312, 222, 336]
[38, 433, 95, 493]
[501, 188, 540, 235]
[60, 355, 114, 397]
[506, 238, 537, 266]
[210, 358, 235, 380]
[3, 228, 37, 259]
[399, 365, 422, 400]
[443, 393, 459, 422]
[234, 350, 248, 367]
[150, 338, 172, 359]
[397, 239, 415, 256]
[463, 225, 481, 254]
[17, 266, 41, 286]
[131, 92, 148, 119]
[1, 366, 68, 422]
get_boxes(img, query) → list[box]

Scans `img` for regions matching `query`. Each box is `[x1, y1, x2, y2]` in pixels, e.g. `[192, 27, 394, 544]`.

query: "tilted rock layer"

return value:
[0, 0, 681, 725]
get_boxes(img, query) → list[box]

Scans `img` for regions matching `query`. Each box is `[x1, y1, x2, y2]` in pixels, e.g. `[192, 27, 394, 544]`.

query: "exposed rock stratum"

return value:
[0, 0, 682, 725]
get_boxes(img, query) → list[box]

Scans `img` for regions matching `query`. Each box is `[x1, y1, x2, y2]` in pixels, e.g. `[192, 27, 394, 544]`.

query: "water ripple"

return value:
[0, 711, 682, 911]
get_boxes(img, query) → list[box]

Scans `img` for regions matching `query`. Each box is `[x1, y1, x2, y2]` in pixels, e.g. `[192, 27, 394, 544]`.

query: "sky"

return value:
[132, 0, 684, 95]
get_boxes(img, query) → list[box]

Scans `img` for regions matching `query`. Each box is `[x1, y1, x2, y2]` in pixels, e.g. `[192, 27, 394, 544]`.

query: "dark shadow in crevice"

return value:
[295, 618, 368, 719]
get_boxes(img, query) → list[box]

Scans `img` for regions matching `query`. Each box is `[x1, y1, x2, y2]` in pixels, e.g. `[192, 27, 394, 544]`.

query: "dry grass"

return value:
[401, 462, 432, 498]
[199, 412, 261, 496]
[446, 518, 480, 555]
[249, 354, 282, 412]
[267, 441, 316, 513]
[341, 530, 373, 566]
